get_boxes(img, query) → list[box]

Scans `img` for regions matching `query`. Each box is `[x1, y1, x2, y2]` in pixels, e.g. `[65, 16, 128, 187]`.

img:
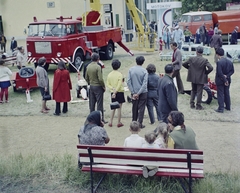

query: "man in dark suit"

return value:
[157, 64, 178, 123]
[215, 48, 234, 113]
[199, 23, 206, 45]
[183, 46, 213, 110]
[10, 37, 18, 53]
[210, 30, 222, 62]
[171, 42, 184, 94]
[230, 26, 239, 45]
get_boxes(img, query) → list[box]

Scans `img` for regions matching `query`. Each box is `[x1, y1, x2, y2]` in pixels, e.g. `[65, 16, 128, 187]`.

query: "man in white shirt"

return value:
[16, 47, 26, 70]
[124, 121, 145, 147]
[172, 25, 184, 49]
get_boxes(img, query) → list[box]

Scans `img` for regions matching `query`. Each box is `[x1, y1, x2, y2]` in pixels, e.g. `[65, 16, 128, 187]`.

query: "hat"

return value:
[175, 25, 179, 29]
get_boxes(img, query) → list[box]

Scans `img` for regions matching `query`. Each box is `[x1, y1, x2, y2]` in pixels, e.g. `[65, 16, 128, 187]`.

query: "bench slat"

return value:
[77, 145, 204, 155]
[81, 165, 204, 178]
[78, 151, 203, 163]
[79, 157, 203, 169]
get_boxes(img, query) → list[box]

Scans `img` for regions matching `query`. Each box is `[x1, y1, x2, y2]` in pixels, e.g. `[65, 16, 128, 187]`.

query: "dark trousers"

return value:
[55, 102, 68, 114]
[200, 34, 205, 45]
[146, 96, 160, 123]
[160, 112, 169, 124]
[172, 70, 184, 93]
[217, 84, 231, 111]
[190, 83, 204, 107]
[89, 85, 104, 120]
[1, 43, 6, 52]
[132, 92, 147, 125]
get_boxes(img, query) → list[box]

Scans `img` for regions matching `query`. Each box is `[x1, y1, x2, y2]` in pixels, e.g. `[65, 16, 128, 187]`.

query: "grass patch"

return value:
[0, 153, 240, 193]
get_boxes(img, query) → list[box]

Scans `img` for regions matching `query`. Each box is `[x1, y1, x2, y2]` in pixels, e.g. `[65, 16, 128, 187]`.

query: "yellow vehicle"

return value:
[83, 0, 157, 52]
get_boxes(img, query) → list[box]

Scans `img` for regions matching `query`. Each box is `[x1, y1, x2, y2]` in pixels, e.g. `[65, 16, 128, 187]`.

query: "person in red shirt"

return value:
[159, 37, 163, 54]
[53, 61, 72, 115]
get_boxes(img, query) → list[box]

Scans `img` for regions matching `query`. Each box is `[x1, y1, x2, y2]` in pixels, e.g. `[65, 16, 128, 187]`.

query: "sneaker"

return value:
[148, 167, 158, 177]
[108, 123, 112, 127]
[142, 166, 148, 178]
[190, 104, 195, 109]
[214, 109, 223, 113]
[117, 122, 124, 128]
[196, 106, 204, 110]
[5, 100, 9, 103]
[0, 101, 3, 104]
[140, 124, 145, 129]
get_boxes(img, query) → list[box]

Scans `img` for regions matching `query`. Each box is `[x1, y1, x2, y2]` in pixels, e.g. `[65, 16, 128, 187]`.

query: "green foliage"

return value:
[1, 153, 240, 193]
[180, 0, 234, 14]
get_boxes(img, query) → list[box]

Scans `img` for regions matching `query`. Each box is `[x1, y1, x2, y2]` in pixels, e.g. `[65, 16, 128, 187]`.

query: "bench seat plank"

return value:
[81, 164, 204, 178]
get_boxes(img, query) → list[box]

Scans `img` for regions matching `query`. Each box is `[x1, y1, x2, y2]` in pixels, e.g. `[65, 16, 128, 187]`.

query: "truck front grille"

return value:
[35, 42, 52, 54]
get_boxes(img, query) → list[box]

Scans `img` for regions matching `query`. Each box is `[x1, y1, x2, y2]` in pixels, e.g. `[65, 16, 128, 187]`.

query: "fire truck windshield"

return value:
[28, 24, 67, 37]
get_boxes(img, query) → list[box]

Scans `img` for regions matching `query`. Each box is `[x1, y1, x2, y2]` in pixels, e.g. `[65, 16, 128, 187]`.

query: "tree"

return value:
[180, 0, 234, 14]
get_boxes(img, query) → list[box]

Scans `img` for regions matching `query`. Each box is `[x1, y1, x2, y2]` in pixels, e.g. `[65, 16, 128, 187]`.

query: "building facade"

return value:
[0, 0, 169, 47]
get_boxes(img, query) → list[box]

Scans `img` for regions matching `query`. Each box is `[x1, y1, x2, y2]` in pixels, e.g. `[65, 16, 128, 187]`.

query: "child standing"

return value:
[154, 122, 168, 148]
[124, 121, 145, 147]
[0, 59, 12, 103]
[159, 37, 163, 54]
[142, 131, 159, 148]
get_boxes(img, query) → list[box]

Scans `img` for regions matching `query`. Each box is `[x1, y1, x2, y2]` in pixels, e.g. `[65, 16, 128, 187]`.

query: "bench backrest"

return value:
[77, 145, 204, 177]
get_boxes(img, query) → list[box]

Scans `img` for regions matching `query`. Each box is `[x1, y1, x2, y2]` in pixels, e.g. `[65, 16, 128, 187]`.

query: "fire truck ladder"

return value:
[125, 0, 156, 51]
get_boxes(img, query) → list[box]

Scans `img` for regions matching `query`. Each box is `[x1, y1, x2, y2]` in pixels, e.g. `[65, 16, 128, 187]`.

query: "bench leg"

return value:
[177, 178, 189, 193]
[93, 173, 107, 193]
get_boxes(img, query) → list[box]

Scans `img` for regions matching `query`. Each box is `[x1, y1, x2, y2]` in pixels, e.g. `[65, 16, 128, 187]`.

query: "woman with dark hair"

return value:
[36, 57, 50, 113]
[52, 61, 72, 115]
[78, 111, 110, 145]
[167, 111, 198, 150]
[106, 59, 125, 127]
[146, 64, 160, 124]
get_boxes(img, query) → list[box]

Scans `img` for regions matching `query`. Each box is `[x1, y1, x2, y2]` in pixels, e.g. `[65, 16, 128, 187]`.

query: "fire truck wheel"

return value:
[71, 52, 83, 72]
[202, 86, 212, 104]
[104, 43, 113, 60]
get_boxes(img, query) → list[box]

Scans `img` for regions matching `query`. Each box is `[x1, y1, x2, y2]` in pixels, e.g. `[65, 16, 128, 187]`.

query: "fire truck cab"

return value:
[26, 16, 131, 71]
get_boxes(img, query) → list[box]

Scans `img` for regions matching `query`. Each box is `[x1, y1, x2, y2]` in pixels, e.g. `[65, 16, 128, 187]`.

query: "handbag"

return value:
[110, 101, 120, 110]
[43, 91, 52, 101]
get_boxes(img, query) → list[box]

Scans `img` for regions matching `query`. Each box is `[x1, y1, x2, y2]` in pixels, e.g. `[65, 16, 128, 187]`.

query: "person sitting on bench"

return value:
[167, 111, 199, 150]
[78, 111, 110, 145]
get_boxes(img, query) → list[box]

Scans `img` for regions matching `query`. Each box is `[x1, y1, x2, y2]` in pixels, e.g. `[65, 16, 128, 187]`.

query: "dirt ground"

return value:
[0, 115, 240, 173]
[1, 42, 240, 174]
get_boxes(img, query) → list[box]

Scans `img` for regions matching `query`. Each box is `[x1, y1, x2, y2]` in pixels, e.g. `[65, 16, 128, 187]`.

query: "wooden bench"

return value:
[77, 145, 204, 193]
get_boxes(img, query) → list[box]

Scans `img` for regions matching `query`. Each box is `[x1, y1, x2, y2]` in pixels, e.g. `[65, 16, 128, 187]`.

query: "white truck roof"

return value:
[182, 11, 212, 16]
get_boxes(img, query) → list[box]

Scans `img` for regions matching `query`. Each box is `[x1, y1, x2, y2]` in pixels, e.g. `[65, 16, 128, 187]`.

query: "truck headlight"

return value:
[57, 52, 62, 57]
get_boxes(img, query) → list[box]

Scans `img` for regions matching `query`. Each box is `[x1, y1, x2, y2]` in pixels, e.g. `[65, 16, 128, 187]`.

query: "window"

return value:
[181, 15, 191, 23]
[203, 14, 212, 21]
[66, 24, 76, 35]
[76, 23, 82, 33]
[192, 16, 202, 22]
[28, 24, 67, 37]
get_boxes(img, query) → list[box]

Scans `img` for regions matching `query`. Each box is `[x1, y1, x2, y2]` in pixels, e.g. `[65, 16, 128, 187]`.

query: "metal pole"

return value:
[84, 0, 87, 26]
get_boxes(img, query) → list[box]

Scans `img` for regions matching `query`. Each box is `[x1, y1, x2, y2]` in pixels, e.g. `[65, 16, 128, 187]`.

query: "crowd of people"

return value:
[0, 34, 236, 154]
[77, 44, 234, 154]
[159, 23, 239, 52]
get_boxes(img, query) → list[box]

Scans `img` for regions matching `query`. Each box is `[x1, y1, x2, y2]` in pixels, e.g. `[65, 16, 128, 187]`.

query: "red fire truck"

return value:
[26, 16, 133, 71]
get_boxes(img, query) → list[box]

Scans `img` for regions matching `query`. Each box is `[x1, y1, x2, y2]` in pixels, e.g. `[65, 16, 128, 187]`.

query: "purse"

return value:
[110, 101, 120, 110]
[43, 91, 52, 101]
